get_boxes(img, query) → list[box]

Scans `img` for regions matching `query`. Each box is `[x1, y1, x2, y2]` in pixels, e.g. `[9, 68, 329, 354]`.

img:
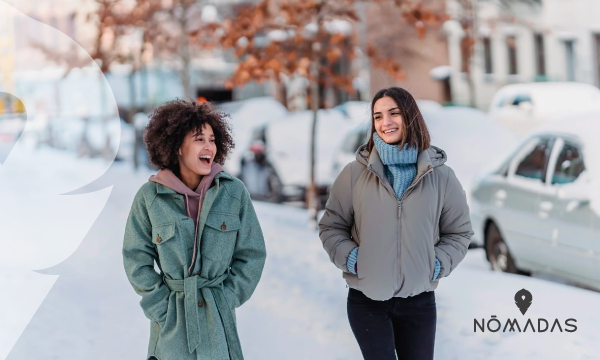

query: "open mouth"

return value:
[383, 129, 398, 134]
[199, 155, 212, 165]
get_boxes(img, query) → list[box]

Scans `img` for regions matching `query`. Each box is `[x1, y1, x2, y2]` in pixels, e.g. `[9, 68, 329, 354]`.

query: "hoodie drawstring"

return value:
[187, 191, 204, 277]
[184, 193, 190, 218]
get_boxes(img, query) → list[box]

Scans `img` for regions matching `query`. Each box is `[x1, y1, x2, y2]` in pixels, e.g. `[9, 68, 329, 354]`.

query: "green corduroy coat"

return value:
[122, 172, 266, 360]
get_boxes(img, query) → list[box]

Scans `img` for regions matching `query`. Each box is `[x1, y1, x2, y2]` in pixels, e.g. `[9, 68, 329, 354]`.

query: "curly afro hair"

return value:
[144, 99, 235, 171]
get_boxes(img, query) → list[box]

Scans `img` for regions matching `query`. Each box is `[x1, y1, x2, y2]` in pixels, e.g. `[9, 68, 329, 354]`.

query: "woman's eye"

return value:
[210, 139, 215, 143]
[374, 116, 381, 121]
[391, 112, 400, 116]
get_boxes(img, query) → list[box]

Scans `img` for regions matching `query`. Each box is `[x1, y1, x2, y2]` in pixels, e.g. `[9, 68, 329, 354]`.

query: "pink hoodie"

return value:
[148, 162, 224, 276]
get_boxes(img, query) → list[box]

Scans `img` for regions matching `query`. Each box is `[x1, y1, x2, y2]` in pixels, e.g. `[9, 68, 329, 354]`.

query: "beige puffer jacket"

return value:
[318, 143, 473, 300]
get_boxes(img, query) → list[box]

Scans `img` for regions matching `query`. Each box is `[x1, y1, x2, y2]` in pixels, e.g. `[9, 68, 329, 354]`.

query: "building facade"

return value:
[446, 0, 600, 110]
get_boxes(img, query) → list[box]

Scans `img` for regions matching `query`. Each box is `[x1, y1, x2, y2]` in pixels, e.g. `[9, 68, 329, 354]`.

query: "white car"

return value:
[217, 97, 289, 177]
[241, 108, 354, 205]
[470, 114, 600, 289]
[488, 82, 600, 137]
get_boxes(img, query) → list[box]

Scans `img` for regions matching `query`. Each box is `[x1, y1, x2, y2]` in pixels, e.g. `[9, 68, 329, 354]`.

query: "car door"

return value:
[492, 136, 554, 265]
[537, 137, 595, 280]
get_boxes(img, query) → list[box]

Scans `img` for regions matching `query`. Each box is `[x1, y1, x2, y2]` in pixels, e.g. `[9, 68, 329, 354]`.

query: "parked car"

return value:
[470, 114, 600, 289]
[47, 114, 125, 160]
[488, 82, 600, 137]
[217, 97, 289, 178]
[240, 108, 353, 205]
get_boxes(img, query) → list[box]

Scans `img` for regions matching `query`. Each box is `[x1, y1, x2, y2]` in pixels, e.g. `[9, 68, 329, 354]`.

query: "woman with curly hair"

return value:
[122, 99, 266, 360]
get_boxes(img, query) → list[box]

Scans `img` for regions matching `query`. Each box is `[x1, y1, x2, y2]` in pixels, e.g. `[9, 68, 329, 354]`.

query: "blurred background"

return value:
[2, 0, 600, 359]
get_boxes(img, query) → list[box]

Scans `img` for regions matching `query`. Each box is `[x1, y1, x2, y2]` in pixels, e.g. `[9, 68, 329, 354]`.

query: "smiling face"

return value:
[373, 96, 404, 145]
[178, 123, 217, 178]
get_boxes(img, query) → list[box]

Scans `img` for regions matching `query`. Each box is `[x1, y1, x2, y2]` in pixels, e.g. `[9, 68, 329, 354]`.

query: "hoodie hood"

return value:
[356, 143, 447, 166]
[148, 162, 224, 276]
[149, 163, 224, 216]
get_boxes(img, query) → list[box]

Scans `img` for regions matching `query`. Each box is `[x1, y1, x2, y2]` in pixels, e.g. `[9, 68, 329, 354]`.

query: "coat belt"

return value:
[163, 273, 243, 359]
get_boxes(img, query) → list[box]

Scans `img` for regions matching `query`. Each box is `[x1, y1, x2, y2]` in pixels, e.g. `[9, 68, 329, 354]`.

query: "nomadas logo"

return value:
[474, 288, 577, 333]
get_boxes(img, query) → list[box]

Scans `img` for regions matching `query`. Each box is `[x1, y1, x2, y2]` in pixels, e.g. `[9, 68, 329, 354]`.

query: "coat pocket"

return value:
[151, 223, 175, 245]
[151, 222, 178, 272]
[202, 213, 241, 261]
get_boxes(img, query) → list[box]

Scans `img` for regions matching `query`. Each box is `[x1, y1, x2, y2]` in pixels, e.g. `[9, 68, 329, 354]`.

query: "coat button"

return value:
[198, 301, 204, 307]
[156, 236, 162, 243]
[221, 223, 227, 231]
[197, 271, 201, 276]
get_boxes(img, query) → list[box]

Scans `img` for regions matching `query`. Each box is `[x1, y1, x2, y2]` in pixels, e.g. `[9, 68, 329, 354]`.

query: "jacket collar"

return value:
[357, 143, 447, 181]
[155, 171, 234, 195]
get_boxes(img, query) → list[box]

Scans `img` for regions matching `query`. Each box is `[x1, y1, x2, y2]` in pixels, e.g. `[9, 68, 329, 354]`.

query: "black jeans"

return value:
[347, 288, 437, 360]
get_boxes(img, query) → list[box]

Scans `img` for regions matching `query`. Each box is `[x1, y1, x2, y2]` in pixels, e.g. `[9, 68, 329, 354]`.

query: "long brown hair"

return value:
[366, 87, 431, 155]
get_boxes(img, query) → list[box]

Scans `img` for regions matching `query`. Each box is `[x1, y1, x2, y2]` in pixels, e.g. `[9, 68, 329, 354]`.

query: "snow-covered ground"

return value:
[2, 147, 600, 360]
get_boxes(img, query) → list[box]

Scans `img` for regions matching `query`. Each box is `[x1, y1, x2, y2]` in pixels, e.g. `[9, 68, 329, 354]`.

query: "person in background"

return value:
[319, 87, 473, 360]
[122, 99, 266, 360]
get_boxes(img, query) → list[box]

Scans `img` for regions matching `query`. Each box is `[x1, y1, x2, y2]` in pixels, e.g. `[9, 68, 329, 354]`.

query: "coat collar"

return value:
[155, 171, 234, 195]
[363, 144, 434, 181]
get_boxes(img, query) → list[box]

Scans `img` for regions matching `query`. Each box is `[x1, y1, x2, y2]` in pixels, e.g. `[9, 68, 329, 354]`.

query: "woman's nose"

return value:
[382, 114, 393, 126]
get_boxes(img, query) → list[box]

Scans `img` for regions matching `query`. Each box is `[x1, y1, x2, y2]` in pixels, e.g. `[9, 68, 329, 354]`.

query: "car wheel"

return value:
[485, 222, 530, 275]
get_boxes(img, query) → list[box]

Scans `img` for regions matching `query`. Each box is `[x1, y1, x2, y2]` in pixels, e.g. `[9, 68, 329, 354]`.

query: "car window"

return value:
[514, 137, 552, 181]
[512, 93, 532, 106]
[551, 141, 585, 185]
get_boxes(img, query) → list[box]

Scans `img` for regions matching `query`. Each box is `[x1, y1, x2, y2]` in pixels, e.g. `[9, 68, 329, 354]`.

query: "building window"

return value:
[506, 36, 518, 75]
[534, 33, 546, 76]
[483, 37, 493, 74]
[564, 40, 575, 81]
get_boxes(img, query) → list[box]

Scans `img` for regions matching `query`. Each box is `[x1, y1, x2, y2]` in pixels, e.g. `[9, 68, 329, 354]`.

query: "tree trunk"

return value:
[307, 49, 320, 225]
[178, 9, 192, 99]
[129, 67, 138, 166]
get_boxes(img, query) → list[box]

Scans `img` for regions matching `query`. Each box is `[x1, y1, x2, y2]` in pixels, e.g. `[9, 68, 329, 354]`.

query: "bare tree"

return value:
[219, 0, 445, 221]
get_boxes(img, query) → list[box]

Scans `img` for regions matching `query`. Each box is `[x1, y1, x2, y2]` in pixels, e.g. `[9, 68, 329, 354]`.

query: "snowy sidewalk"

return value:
[3, 150, 600, 359]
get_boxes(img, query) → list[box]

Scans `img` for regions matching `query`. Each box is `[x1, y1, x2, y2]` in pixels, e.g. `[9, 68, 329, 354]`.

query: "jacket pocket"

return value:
[151, 223, 175, 245]
[429, 249, 438, 282]
[202, 213, 241, 261]
[151, 222, 178, 272]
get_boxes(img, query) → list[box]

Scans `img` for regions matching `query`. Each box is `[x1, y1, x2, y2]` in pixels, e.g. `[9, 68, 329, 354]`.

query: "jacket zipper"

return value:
[367, 164, 433, 215]
[367, 164, 433, 292]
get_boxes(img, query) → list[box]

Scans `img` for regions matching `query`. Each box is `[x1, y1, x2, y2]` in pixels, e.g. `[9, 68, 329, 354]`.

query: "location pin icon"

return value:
[514, 288, 532, 315]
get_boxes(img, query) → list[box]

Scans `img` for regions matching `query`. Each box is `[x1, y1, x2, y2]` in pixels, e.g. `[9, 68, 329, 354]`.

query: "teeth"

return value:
[200, 155, 210, 160]
[384, 129, 397, 134]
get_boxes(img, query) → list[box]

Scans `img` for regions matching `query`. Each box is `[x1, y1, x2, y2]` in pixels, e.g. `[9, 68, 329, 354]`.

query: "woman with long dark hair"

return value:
[122, 99, 266, 360]
[319, 87, 473, 360]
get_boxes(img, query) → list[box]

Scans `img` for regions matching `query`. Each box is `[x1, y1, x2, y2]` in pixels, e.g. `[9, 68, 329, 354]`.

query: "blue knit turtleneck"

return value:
[372, 132, 418, 200]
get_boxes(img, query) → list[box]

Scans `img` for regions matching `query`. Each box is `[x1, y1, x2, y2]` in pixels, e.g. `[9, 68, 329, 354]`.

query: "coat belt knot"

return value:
[163, 273, 243, 359]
